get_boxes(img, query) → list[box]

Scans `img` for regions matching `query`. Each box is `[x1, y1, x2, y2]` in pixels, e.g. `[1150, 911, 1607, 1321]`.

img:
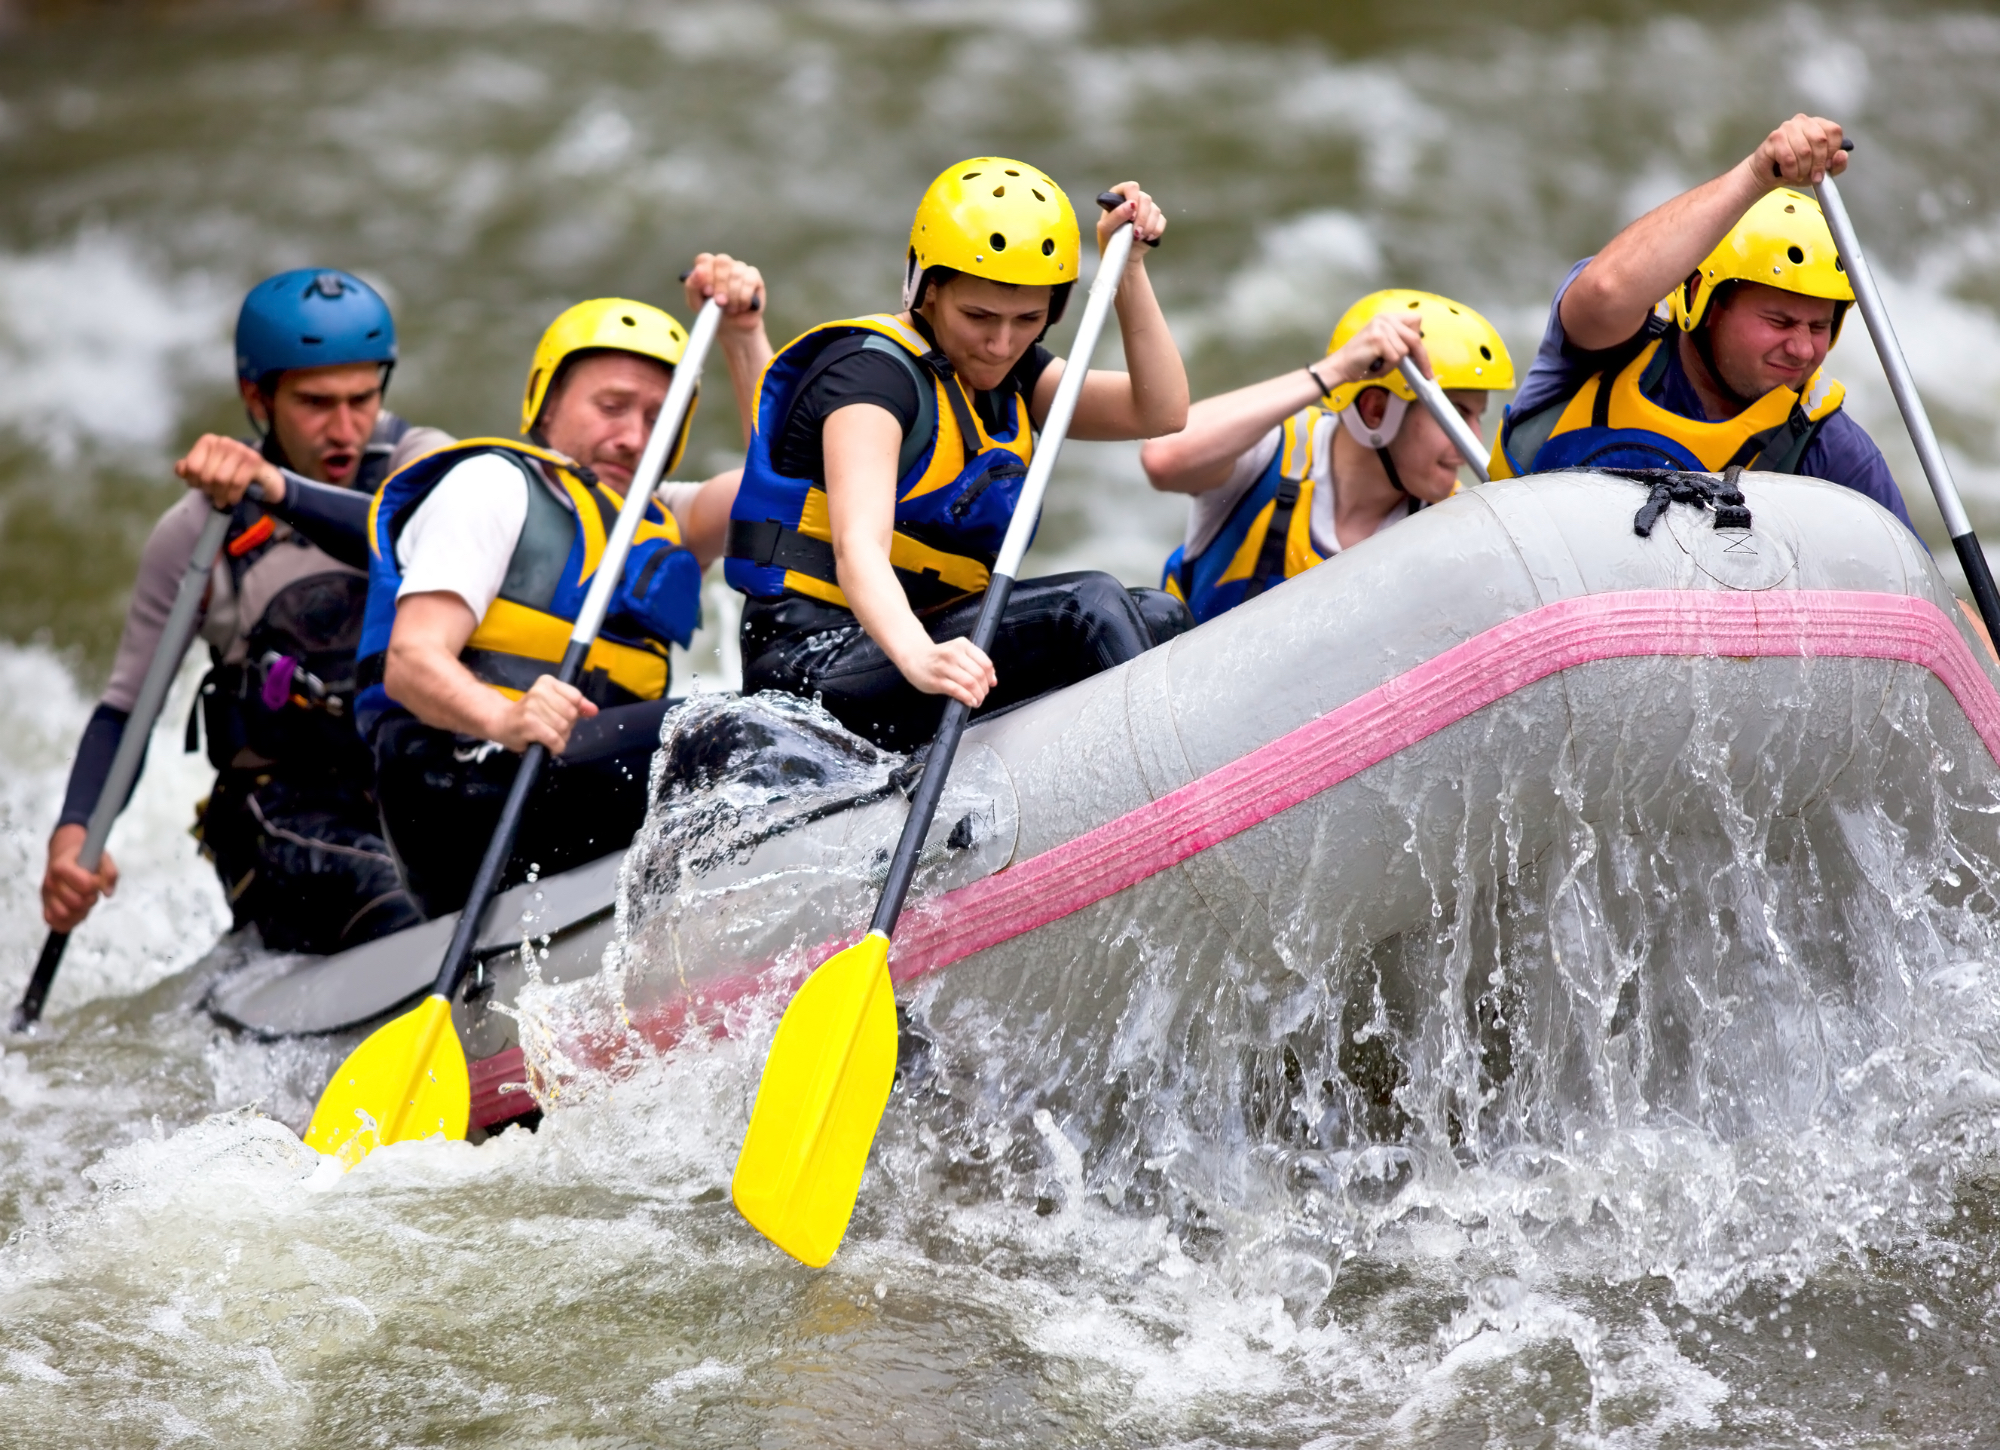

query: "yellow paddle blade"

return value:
[304, 993, 470, 1170]
[732, 932, 899, 1267]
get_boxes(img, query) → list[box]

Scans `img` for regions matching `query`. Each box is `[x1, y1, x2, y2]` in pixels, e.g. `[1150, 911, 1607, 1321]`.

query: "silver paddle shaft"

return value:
[990, 224, 1137, 582]
[79, 503, 233, 867]
[1397, 358, 1490, 484]
[1815, 175, 1973, 538]
[567, 297, 723, 646]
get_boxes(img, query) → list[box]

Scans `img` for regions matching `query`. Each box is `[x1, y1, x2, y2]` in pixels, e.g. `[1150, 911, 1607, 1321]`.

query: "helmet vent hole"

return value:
[1480, 345, 1492, 360]
[1042, 238, 1055, 256]
[1835, 257, 1846, 272]
[301, 335, 323, 346]
[1784, 203, 1797, 213]
[1407, 300, 1420, 308]
[1032, 188, 1046, 202]
[621, 315, 637, 326]
[1786, 245, 1805, 264]
[1004, 169, 1019, 176]
[366, 328, 380, 339]
[962, 171, 981, 181]
[1448, 306, 1460, 314]
[992, 185, 1005, 197]
[990, 232, 1007, 251]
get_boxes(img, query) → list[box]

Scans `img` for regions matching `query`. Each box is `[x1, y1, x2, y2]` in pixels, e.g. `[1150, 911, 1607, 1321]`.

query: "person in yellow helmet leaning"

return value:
[1143, 289, 1512, 623]
[726, 162, 1191, 751]
[1494, 114, 1911, 532]
[353, 256, 771, 918]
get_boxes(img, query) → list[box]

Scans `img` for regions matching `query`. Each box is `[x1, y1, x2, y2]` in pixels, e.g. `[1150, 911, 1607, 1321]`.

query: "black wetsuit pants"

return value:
[197, 768, 421, 954]
[740, 570, 1194, 752]
[371, 698, 673, 919]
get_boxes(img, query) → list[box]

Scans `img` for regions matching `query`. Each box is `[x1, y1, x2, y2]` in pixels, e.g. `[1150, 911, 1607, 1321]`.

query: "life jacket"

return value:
[191, 414, 412, 775]
[354, 438, 700, 741]
[1492, 325, 1846, 479]
[724, 313, 1036, 611]
[1161, 406, 1338, 624]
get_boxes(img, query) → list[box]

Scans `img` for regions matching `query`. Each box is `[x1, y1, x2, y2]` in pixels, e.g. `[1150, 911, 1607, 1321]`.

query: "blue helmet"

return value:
[235, 268, 397, 385]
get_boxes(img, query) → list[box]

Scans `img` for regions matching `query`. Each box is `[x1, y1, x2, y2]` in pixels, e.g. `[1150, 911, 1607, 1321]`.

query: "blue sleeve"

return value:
[271, 471, 371, 569]
[1507, 259, 1599, 419]
[57, 703, 136, 830]
[1798, 413, 1917, 533]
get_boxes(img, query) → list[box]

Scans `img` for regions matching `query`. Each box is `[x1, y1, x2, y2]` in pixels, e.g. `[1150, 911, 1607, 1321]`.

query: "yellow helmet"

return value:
[521, 298, 695, 466]
[1670, 188, 1853, 340]
[1321, 289, 1515, 413]
[905, 157, 1080, 313]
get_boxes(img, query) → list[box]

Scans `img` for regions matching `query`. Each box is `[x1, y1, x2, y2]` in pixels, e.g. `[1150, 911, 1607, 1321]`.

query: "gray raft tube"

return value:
[211, 468, 2000, 1132]
[595, 469, 2000, 1081]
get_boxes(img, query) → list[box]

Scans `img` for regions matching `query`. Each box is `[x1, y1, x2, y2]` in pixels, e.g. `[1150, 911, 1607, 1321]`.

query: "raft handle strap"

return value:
[1624, 466, 1753, 537]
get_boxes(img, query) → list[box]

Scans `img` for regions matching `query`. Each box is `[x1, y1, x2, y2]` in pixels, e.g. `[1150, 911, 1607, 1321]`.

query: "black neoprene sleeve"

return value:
[56, 703, 134, 830]
[271, 470, 371, 569]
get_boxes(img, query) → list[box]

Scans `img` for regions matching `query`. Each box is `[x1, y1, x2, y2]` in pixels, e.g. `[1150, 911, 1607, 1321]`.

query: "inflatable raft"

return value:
[208, 468, 2000, 1140]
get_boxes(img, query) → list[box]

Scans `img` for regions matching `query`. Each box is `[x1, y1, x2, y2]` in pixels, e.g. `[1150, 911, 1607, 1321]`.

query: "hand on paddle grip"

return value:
[680, 259, 763, 316]
[1332, 313, 1429, 393]
[493, 674, 597, 756]
[896, 635, 996, 710]
[1096, 188, 1163, 249]
[1760, 117, 1851, 183]
[176, 434, 285, 508]
[41, 823, 116, 933]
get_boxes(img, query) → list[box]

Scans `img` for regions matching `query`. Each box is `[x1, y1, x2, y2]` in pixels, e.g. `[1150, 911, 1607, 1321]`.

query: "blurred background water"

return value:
[6, 1, 2000, 1445]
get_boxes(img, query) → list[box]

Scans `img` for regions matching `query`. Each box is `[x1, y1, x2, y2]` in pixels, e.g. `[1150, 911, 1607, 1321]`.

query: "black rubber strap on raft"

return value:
[1626, 465, 1753, 537]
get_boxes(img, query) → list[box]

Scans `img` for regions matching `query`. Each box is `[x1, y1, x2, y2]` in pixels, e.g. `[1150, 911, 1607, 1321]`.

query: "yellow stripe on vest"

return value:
[468, 598, 670, 701]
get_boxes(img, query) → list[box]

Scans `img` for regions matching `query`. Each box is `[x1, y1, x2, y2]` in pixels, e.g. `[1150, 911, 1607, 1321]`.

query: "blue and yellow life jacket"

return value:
[725, 314, 1036, 611]
[354, 438, 700, 740]
[1492, 331, 1845, 479]
[1162, 406, 1339, 625]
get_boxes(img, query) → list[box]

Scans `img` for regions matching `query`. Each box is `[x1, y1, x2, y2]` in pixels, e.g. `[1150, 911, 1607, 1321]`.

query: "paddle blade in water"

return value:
[732, 932, 899, 1267]
[304, 993, 470, 1169]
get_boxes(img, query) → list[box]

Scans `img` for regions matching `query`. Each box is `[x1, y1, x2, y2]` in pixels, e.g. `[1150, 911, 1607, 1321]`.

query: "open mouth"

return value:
[321, 450, 357, 480]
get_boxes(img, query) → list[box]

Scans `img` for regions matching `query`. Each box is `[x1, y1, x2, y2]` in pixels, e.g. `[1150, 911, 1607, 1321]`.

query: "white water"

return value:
[9, 2, 2000, 1443]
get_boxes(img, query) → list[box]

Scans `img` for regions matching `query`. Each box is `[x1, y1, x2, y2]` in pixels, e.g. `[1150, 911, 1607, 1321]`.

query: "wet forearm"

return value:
[1563, 159, 1767, 351]
[1112, 262, 1189, 438]
[1142, 370, 1323, 494]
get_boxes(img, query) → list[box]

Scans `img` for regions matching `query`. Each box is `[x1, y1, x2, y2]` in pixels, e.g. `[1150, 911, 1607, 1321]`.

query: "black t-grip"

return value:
[1775, 136, 1855, 178]
[1094, 190, 1160, 247]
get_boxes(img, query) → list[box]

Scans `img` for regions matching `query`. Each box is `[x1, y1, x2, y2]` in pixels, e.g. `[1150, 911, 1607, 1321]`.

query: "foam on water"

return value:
[9, 1, 2000, 1442]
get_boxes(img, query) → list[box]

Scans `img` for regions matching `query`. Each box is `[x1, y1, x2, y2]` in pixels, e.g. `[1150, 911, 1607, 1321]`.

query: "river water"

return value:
[7, 1, 2000, 1444]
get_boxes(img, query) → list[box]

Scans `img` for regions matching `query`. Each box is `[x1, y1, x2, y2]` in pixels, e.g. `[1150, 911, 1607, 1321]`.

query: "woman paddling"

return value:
[725, 158, 1192, 750]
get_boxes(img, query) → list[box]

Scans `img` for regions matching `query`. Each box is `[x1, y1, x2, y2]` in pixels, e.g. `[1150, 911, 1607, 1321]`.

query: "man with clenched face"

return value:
[1494, 113, 1909, 533]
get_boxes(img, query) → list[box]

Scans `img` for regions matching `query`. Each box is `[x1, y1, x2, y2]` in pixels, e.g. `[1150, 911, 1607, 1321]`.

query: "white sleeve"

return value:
[394, 454, 530, 623]
[653, 481, 703, 535]
[1183, 425, 1283, 558]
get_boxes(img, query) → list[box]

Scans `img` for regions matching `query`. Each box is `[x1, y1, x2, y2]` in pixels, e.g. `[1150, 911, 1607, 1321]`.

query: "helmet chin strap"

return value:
[1338, 393, 1414, 496]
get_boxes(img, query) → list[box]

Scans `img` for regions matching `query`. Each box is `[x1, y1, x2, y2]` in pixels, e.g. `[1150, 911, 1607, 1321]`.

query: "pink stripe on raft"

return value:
[469, 588, 2000, 1130]
[885, 589, 2000, 985]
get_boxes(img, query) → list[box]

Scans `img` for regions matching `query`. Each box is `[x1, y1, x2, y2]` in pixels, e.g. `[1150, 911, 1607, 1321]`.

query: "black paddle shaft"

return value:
[427, 637, 589, 1003]
[11, 932, 71, 1033]
[869, 575, 1016, 937]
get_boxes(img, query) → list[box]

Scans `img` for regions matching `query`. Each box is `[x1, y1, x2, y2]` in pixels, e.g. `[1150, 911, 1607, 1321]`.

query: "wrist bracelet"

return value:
[1304, 362, 1332, 395]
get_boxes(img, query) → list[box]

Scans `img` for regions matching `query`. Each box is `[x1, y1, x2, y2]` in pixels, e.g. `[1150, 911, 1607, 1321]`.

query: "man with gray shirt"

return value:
[41, 269, 448, 953]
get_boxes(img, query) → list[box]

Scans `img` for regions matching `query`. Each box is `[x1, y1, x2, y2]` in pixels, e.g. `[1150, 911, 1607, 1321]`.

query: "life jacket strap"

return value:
[726, 516, 984, 612]
[1241, 477, 1302, 603]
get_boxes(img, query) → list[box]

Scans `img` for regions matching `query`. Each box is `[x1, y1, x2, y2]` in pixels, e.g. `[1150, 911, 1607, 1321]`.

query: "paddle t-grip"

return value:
[1095, 190, 1160, 247]
[1774, 136, 1855, 178]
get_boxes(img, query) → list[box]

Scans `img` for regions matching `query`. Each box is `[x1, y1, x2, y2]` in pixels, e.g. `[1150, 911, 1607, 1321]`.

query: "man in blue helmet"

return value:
[41, 268, 450, 954]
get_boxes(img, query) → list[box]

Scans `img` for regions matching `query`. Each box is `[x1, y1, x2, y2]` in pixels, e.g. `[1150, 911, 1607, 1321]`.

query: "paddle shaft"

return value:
[13, 498, 240, 1031]
[871, 218, 1138, 936]
[425, 298, 724, 1006]
[1814, 163, 2000, 643]
[1396, 358, 1490, 484]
